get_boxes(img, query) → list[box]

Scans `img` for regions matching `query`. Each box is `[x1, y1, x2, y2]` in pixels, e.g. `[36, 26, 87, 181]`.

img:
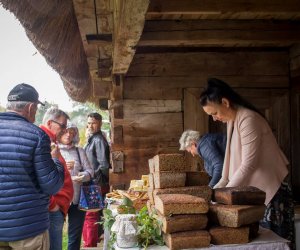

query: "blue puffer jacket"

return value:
[197, 133, 226, 188]
[0, 112, 64, 242]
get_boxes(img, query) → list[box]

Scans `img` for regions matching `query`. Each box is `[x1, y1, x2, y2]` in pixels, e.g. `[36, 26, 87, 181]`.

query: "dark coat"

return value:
[84, 131, 110, 187]
[0, 112, 64, 241]
[197, 133, 226, 188]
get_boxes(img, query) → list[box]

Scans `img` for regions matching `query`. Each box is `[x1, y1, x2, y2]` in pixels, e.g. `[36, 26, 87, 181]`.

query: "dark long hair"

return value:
[200, 78, 262, 115]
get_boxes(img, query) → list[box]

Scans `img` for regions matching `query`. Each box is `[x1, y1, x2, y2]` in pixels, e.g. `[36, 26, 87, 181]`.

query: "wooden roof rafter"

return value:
[147, 0, 300, 20]
[112, 0, 150, 74]
[72, 0, 113, 102]
[139, 20, 300, 48]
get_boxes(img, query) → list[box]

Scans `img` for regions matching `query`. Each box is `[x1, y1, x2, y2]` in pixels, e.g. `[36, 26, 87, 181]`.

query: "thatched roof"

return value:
[0, 0, 92, 102]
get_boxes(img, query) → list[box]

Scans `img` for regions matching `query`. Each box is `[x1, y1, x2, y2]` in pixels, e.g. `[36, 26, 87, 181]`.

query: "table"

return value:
[111, 227, 290, 250]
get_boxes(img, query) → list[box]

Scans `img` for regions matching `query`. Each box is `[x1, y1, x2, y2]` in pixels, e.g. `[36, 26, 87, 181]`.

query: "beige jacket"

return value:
[216, 107, 288, 205]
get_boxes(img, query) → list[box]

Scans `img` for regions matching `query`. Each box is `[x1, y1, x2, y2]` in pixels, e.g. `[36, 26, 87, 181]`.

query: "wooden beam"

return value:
[98, 58, 112, 78]
[127, 52, 289, 77]
[112, 74, 124, 100]
[112, 125, 123, 144]
[93, 79, 111, 98]
[122, 100, 182, 116]
[86, 34, 112, 45]
[111, 151, 124, 173]
[113, 113, 183, 137]
[112, 0, 150, 74]
[124, 75, 289, 100]
[147, 0, 300, 20]
[73, 0, 97, 44]
[140, 20, 300, 47]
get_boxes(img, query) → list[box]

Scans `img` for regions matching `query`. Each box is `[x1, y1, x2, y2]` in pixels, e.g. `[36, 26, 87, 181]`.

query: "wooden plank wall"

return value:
[109, 50, 289, 188]
[290, 44, 300, 201]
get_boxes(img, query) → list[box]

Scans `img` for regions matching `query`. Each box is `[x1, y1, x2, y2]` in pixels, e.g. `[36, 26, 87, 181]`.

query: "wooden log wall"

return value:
[109, 50, 290, 188]
[290, 44, 300, 201]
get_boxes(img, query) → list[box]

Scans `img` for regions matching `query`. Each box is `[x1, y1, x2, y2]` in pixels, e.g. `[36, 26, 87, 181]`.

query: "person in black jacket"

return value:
[179, 130, 226, 188]
[0, 83, 64, 249]
[82, 112, 110, 247]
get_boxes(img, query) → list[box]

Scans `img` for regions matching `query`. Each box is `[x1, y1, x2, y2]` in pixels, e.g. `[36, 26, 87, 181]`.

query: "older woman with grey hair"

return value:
[179, 130, 226, 188]
[58, 121, 94, 250]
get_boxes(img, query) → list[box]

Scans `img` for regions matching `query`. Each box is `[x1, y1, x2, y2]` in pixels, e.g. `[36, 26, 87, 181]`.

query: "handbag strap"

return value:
[75, 147, 82, 169]
[75, 147, 82, 167]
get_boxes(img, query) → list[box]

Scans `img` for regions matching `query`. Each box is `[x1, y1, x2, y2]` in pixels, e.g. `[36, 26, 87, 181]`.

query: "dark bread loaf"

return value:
[159, 213, 208, 233]
[153, 154, 188, 172]
[249, 222, 260, 239]
[186, 171, 210, 186]
[153, 186, 212, 202]
[209, 203, 265, 227]
[209, 226, 250, 244]
[155, 194, 209, 216]
[153, 172, 186, 189]
[164, 230, 211, 250]
[213, 186, 266, 205]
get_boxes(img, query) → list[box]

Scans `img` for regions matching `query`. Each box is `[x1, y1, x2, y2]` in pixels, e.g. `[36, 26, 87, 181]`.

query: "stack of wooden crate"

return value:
[147, 153, 212, 250]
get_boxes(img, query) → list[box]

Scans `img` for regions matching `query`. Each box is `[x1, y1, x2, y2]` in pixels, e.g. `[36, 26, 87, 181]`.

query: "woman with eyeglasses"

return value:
[58, 122, 94, 250]
[199, 78, 294, 245]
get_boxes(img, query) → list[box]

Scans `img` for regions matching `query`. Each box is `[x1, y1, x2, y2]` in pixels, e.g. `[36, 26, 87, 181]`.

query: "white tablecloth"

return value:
[111, 227, 290, 250]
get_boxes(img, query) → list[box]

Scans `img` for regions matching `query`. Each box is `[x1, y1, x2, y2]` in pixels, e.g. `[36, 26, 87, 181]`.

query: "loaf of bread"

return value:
[153, 186, 212, 202]
[153, 172, 186, 189]
[249, 222, 260, 239]
[148, 158, 154, 173]
[153, 154, 188, 172]
[213, 186, 266, 205]
[186, 171, 210, 186]
[209, 226, 250, 245]
[155, 194, 209, 216]
[159, 213, 208, 233]
[209, 204, 265, 227]
[164, 230, 211, 250]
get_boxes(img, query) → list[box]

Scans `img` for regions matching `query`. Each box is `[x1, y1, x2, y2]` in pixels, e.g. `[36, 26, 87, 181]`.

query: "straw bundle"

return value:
[0, 0, 92, 102]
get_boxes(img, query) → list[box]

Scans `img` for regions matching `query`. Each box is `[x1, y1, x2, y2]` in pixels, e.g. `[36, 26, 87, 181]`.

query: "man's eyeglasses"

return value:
[51, 120, 67, 129]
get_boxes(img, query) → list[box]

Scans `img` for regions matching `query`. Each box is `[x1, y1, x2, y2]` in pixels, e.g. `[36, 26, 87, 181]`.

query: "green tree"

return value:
[34, 101, 58, 126]
[69, 102, 110, 146]
[34, 101, 110, 146]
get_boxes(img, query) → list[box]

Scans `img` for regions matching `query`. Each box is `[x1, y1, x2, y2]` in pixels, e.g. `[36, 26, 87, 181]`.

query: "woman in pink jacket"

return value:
[200, 78, 294, 243]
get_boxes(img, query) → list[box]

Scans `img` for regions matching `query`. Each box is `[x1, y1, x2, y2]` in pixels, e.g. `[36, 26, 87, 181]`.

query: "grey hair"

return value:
[179, 130, 200, 151]
[42, 107, 69, 124]
[6, 101, 32, 112]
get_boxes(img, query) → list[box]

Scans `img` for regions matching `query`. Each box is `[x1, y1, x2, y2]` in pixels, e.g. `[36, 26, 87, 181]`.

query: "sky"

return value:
[0, 7, 74, 111]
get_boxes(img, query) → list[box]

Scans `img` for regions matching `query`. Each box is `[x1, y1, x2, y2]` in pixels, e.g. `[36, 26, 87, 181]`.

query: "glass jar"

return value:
[111, 214, 138, 248]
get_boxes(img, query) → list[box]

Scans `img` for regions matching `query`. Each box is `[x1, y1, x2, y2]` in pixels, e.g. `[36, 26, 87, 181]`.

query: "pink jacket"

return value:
[219, 107, 288, 205]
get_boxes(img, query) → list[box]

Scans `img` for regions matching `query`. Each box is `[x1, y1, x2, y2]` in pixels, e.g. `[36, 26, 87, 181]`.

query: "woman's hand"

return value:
[71, 172, 85, 182]
[213, 178, 228, 189]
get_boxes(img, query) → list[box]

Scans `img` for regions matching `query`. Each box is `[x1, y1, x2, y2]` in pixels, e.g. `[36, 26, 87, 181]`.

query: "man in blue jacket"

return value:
[0, 83, 65, 249]
[179, 130, 226, 188]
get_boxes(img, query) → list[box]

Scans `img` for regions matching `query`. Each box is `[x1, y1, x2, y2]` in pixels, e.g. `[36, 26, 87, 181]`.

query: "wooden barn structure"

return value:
[2, 0, 300, 199]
